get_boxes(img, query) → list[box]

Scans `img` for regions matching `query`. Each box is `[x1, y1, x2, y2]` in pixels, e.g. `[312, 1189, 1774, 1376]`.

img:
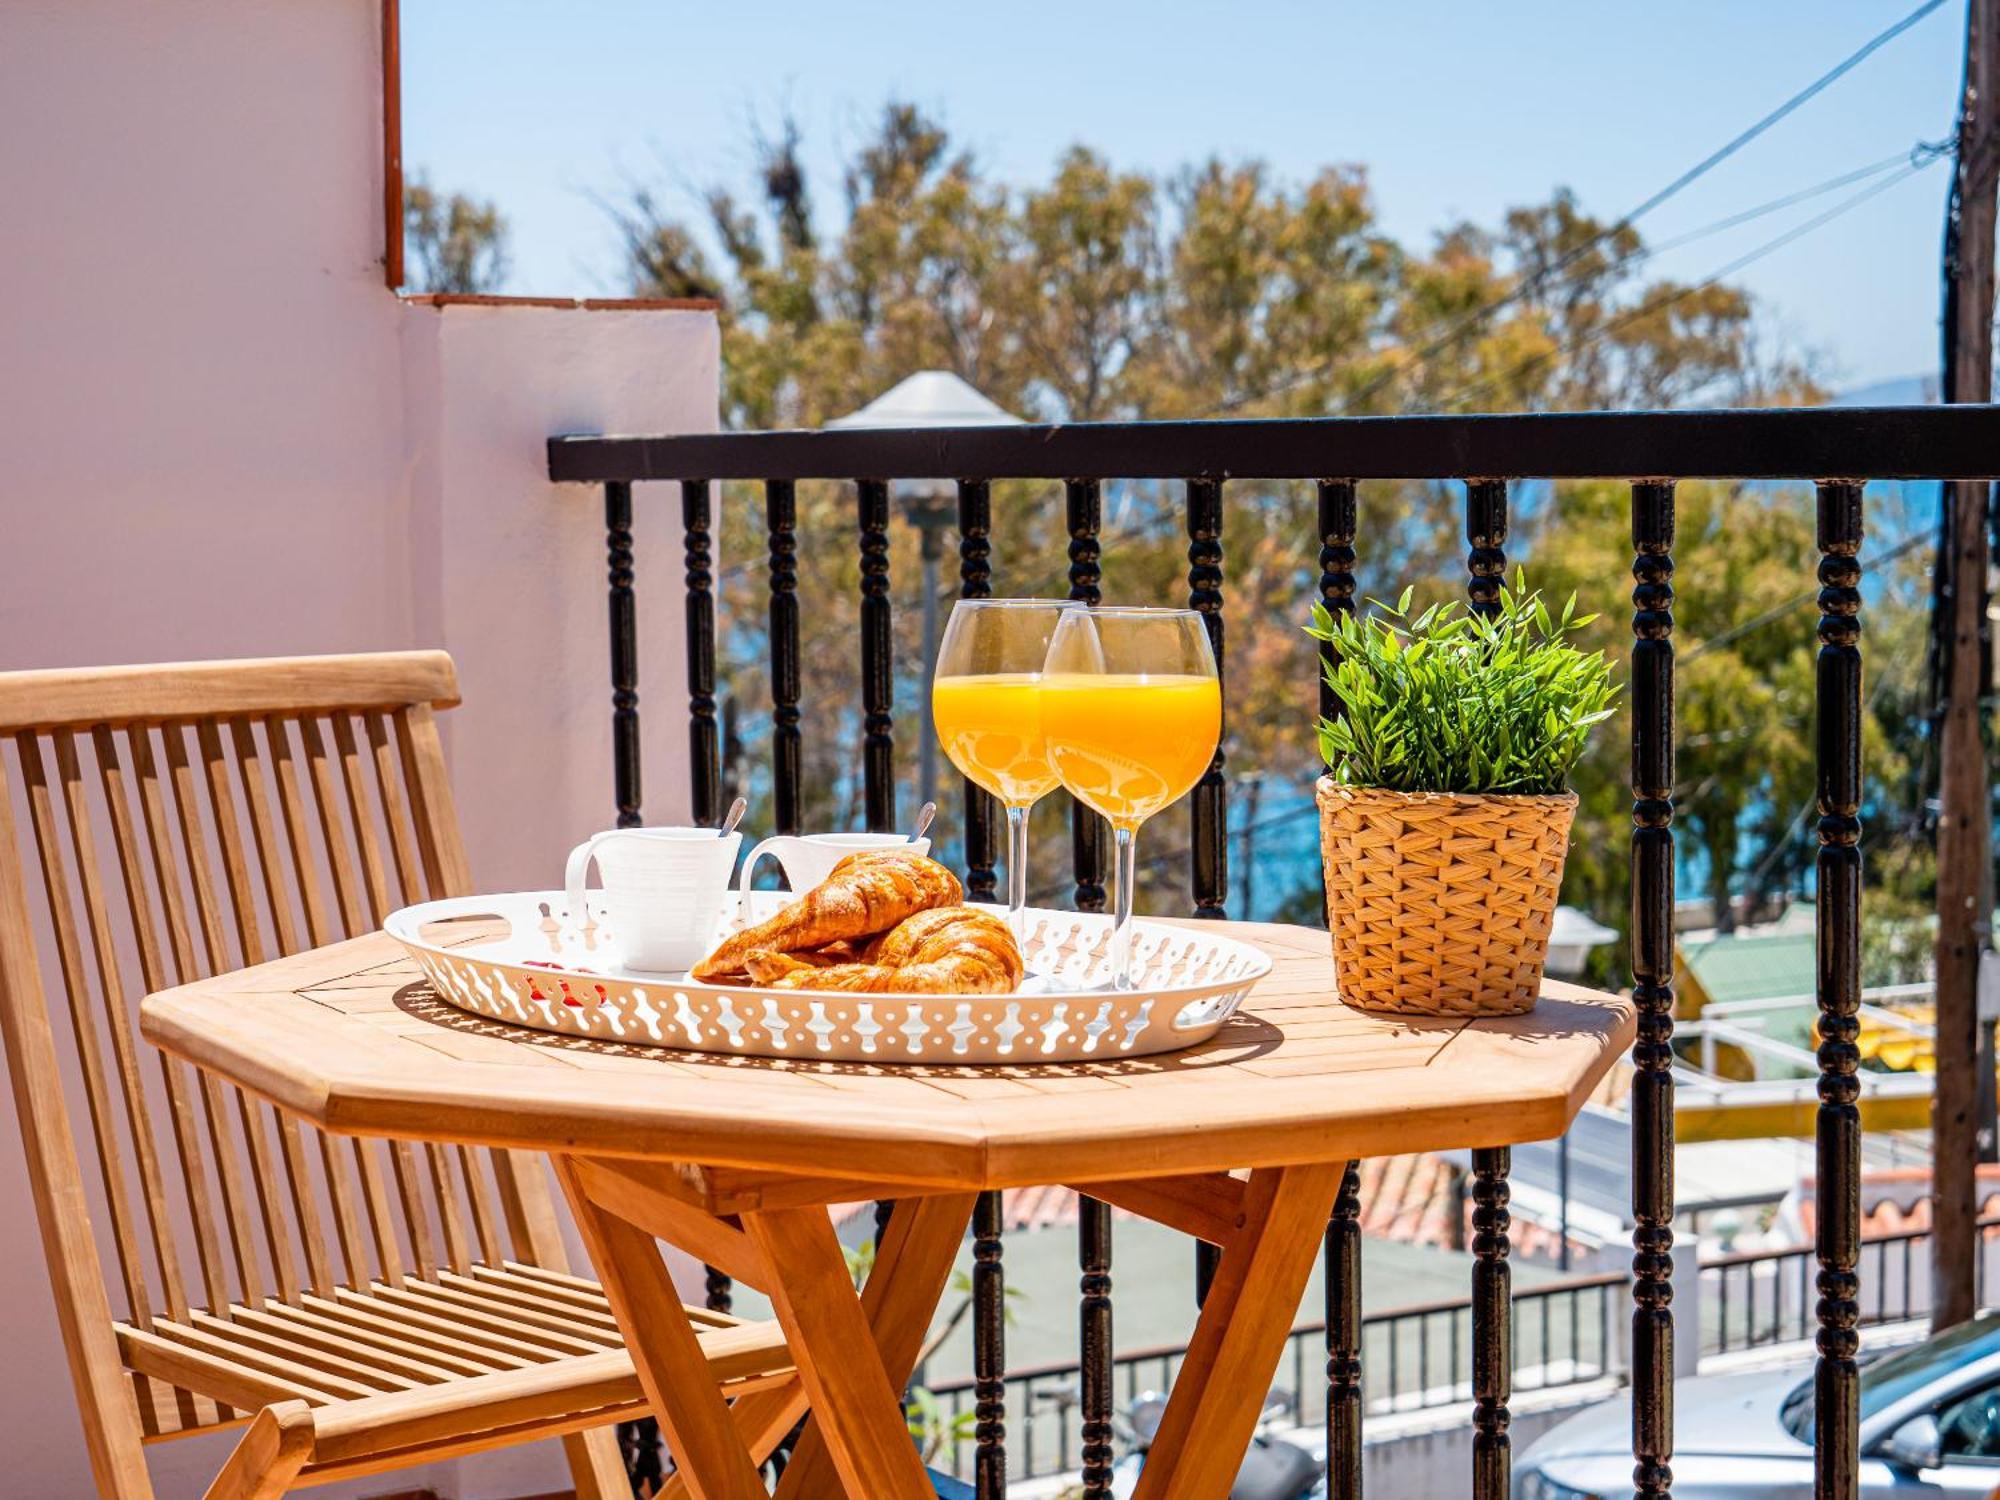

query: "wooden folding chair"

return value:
[0, 652, 796, 1498]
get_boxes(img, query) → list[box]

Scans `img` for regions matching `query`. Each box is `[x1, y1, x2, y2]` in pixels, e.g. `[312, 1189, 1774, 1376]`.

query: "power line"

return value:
[1432, 154, 1943, 414]
[1203, 0, 1951, 418]
[1639, 145, 1948, 260]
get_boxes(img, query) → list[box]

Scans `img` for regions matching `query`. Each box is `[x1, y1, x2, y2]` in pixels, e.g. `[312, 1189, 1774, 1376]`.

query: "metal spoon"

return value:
[908, 801, 938, 842]
[718, 796, 748, 837]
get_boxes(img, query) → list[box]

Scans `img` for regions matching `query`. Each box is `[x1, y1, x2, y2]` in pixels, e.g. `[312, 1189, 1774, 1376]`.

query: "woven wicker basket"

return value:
[1316, 777, 1577, 1018]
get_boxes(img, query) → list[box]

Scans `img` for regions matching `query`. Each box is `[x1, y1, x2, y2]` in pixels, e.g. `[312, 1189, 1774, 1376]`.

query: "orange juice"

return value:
[931, 673, 1062, 807]
[1037, 672, 1221, 829]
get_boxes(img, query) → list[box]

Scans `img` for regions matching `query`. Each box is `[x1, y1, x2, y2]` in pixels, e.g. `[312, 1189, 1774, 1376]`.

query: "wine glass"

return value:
[1040, 605, 1220, 988]
[931, 599, 1068, 938]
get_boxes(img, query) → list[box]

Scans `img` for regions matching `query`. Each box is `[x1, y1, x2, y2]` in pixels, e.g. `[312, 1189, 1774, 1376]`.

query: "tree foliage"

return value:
[404, 174, 509, 294]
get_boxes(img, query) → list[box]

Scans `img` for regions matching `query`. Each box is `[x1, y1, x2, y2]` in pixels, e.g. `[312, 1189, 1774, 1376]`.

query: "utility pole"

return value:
[1933, 0, 2000, 1335]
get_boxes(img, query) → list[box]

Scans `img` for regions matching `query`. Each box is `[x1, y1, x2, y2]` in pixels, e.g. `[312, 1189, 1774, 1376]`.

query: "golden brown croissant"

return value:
[693, 849, 961, 980]
[740, 945, 856, 984]
[765, 906, 1022, 994]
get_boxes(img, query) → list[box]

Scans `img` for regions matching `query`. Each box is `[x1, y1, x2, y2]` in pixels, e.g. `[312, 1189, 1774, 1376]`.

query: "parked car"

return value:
[1516, 1313, 2000, 1498]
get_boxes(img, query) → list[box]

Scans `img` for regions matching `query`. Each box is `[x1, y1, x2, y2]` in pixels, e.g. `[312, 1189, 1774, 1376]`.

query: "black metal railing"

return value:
[1702, 1214, 2000, 1357]
[923, 1270, 1628, 1483]
[550, 403, 2000, 1500]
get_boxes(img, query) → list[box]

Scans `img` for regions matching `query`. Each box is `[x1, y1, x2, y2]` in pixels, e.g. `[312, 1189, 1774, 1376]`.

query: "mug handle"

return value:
[737, 835, 804, 896]
[565, 830, 625, 929]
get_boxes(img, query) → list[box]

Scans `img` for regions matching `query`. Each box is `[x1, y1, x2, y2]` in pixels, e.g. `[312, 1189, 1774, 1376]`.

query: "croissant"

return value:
[765, 906, 1022, 994]
[693, 849, 961, 980]
[740, 945, 855, 984]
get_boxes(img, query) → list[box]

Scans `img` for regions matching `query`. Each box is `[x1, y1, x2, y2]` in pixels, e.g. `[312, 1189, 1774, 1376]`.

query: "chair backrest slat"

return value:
[297, 717, 370, 937]
[365, 713, 426, 906]
[90, 727, 219, 1323]
[275, 1112, 335, 1299]
[395, 705, 472, 897]
[0, 652, 582, 1464]
[458, 1144, 506, 1268]
[389, 1138, 440, 1281]
[228, 720, 301, 956]
[350, 1137, 408, 1287]
[317, 1133, 375, 1291]
[427, 1142, 474, 1276]
[264, 717, 334, 949]
[50, 731, 192, 1324]
[159, 726, 231, 973]
[194, 721, 267, 968]
[12, 733, 157, 1326]
[93, 727, 235, 1315]
[329, 715, 393, 926]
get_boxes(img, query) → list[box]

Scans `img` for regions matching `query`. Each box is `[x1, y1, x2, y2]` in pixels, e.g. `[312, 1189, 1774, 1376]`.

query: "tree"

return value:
[404, 174, 509, 294]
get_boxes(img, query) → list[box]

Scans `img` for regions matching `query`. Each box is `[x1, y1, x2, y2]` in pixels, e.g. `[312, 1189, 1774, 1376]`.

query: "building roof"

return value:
[823, 370, 1023, 429]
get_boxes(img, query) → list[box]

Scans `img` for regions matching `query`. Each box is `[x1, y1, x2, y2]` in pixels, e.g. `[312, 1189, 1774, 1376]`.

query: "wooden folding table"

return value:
[142, 918, 1632, 1500]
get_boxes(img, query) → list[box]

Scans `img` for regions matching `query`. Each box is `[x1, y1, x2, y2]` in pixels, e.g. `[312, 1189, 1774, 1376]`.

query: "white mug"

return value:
[564, 826, 742, 972]
[737, 832, 931, 897]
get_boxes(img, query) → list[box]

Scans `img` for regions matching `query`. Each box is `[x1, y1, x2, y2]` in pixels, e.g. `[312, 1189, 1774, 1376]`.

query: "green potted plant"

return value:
[1306, 573, 1616, 1017]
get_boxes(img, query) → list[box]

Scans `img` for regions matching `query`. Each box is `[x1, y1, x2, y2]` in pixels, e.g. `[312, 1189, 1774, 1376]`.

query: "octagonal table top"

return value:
[140, 919, 1634, 1191]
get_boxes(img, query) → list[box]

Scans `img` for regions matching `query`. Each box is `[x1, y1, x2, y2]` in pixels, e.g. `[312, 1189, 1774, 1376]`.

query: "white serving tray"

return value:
[384, 891, 1271, 1065]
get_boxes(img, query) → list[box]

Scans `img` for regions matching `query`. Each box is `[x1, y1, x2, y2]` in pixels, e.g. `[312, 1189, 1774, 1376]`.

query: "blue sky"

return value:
[404, 1, 1962, 392]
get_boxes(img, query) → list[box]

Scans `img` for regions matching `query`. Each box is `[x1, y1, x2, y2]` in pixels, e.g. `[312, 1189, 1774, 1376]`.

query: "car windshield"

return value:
[1779, 1314, 2000, 1441]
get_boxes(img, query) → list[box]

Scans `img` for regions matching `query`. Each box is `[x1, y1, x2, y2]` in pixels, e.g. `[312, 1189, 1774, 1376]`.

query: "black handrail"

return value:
[550, 404, 2000, 482]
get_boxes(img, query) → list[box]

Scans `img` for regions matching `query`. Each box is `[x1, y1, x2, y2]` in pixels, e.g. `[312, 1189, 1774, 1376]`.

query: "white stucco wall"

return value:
[0, 2, 714, 1493]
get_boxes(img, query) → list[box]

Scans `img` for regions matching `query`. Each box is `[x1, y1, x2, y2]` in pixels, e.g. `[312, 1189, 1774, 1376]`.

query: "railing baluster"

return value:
[973, 1188, 1007, 1500]
[1815, 479, 1864, 1500]
[767, 479, 802, 836]
[683, 479, 720, 825]
[604, 480, 640, 828]
[1465, 477, 1509, 614]
[1066, 478, 1107, 911]
[1079, 1195, 1113, 1500]
[958, 477, 1008, 1499]
[1630, 477, 1678, 1497]
[1464, 478, 1513, 1500]
[1318, 478, 1365, 1500]
[1471, 1147, 1511, 1498]
[858, 477, 895, 832]
[1186, 476, 1227, 918]
[957, 479, 999, 900]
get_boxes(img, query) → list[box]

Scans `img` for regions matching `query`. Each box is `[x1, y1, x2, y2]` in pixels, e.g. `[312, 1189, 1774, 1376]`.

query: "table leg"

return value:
[1131, 1161, 1347, 1500]
[747, 1193, 976, 1500]
[554, 1160, 767, 1500]
[656, 1378, 810, 1500]
[771, 1191, 977, 1499]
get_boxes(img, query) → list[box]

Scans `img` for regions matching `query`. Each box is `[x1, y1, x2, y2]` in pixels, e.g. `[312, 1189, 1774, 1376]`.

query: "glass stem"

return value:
[1110, 824, 1138, 990]
[1006, 804, 1031, 941]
